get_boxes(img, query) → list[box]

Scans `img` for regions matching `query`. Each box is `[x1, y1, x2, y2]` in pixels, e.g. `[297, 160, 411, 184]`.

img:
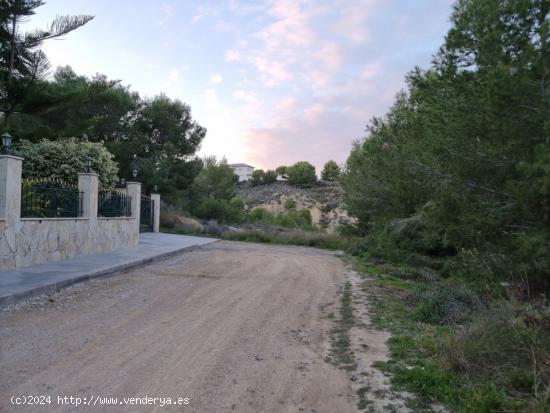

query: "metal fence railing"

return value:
[21, 178, 83, 218]
[98, 191, 132, 217]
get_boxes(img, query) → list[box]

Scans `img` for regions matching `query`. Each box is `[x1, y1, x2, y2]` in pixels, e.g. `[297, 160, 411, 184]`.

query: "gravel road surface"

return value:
[0, 241, 357, 413]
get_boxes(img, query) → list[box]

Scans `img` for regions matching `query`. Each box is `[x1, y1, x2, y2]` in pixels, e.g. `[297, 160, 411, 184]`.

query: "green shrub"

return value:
[250, 169, 265, 186]
[392, 360, 460, 405]
[14, 138, 118, 186]
[194, 196, 243, 224]
[298, 209, 312, 226]
[191, 156, 237, 203]
[502, 232, 550, 295]
[287, 161, 316, 186]
[448, 233, 550, 298]
[411, 282, 481, 325]
[451, 249, 511, 296]
[229, 196, 244, 211]
[321, 160, 341, 181]
[460, 385, 516, 413]
[248, 207, 274, 223]
[284, 197, 296, 210]
[363, 258, 550, 411]
[195, 198, 226, 222]
[247, 207, 312, 229]
[337, 222, 367, 238]
[443, 301, 550, 409]
[264, 169, 277, 184]
[275, 165, 288, 176]
[275, 209, 312, 229]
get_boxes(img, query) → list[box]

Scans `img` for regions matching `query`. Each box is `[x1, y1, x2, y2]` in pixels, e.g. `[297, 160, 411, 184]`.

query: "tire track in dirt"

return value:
[1, 241, 358, 413]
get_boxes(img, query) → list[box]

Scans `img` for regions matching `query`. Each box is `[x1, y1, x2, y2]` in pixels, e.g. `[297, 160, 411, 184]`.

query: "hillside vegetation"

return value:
[238, 181, 354, 233]
[344, 0, 549, 300]
[339, 0, 550, 411]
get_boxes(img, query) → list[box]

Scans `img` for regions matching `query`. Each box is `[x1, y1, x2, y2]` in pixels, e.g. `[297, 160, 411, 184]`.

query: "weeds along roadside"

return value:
[325, 281, 355, 371]
[351, 255, 550, 413]
[162, 221, 550, 411]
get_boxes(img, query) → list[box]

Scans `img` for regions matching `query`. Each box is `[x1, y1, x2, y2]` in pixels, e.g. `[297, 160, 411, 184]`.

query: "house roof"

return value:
[228, 163, 254, 168]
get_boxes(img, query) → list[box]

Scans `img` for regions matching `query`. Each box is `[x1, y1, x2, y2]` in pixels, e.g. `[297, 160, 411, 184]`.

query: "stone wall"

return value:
[0, 155, 160, 272]
[4, 217, 139, 269]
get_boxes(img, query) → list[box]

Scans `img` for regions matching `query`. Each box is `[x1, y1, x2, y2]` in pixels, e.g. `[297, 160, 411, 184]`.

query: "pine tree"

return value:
[321, 160, 340, 181]
[0, 0, 93, 127]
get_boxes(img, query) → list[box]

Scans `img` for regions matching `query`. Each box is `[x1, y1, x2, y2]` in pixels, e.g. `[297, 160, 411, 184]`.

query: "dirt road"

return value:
[0, 241, 359, 413]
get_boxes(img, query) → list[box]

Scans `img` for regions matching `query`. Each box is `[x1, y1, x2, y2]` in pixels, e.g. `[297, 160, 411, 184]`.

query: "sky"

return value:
[26, 0, 454, 172]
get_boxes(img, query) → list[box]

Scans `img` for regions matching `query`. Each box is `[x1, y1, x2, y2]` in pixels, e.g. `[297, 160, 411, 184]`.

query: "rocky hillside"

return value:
[237, 181, 355, 233]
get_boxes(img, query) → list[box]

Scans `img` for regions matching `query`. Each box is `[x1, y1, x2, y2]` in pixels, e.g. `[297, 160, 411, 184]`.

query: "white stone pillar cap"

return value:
[0, 155, 23, 161]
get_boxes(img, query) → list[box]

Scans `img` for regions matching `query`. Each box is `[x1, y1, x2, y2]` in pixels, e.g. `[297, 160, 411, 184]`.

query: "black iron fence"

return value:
[140, 195, 154, 232]
[98, 190, 132, 217]
[21, 178, 83, 218]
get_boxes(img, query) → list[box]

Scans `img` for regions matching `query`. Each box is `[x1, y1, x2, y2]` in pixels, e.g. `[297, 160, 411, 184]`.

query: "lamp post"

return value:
[85, 156, 92, 173]
[1, 132, 13, 155]
[131, 154, 139, 180]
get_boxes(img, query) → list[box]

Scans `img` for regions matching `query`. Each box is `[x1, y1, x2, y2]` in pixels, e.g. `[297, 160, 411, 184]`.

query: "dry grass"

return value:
[221, 228, 356, 251]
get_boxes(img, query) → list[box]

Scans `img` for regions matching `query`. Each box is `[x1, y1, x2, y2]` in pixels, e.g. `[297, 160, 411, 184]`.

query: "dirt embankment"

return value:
[237, 181, 356, 233]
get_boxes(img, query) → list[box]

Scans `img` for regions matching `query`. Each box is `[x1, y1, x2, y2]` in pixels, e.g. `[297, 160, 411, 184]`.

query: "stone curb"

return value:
[0, 239, 219, 308]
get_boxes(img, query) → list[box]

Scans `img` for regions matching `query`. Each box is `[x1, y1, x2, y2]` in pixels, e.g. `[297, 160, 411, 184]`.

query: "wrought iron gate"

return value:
[140, 196, 154, 233]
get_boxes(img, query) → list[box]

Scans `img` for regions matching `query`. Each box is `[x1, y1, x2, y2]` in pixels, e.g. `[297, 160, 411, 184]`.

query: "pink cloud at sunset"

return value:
[29, 0, 453, 172]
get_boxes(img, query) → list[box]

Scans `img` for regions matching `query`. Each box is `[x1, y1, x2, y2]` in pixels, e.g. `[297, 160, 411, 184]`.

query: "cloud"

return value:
[157, 2, 175, 26]
[32, 0, 453, 172]
[250, 56, 291, 86]
[198, 89, 250, 163]
[316, 41, 344, 72]
[360, 61, 383, 80]
[168, 68, 183, 86]
[227, 0, 321, 86]
[215, 0, 382, 167]
[169, 69, 181, 83]
[332, 0, 377, 43]
[191, 14, 204, 23]
[233, 89, 262, 122]
[209, 74, 223, 85]
[199, 0, 451, 169]
[226, 60, 397, 170]
[259, 0, 316, 49]
[303, 41, 345, 87]
[273, 97, 297, 114]
[191, 5, 209, 24]
[225, 49, 241, 62]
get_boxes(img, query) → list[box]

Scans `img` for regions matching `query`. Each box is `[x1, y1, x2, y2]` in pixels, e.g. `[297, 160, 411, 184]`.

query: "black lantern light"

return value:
[120, 178, 126, 186]
[131, 154, 139, 180]
[85, 156, 92, 173]
[154, 185, 158, 192]
[1, 132, 13, 154]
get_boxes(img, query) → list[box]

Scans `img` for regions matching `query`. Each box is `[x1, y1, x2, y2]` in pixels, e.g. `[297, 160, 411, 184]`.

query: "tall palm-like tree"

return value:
[0, 0, 93, 127]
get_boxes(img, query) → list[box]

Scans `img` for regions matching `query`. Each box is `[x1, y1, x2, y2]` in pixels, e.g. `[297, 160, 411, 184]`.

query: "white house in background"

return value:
[229, 163, 254, 182]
